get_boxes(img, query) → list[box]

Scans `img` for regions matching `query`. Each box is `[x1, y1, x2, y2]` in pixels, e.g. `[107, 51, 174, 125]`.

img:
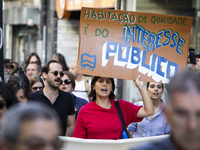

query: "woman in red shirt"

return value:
[73, 76, 153, 139]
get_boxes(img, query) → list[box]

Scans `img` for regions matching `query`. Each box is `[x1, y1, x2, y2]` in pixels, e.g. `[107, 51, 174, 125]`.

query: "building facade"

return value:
[3, 0, 197, 102]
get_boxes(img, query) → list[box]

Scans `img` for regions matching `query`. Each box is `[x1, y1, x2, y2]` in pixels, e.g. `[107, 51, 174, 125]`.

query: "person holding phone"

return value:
[188, 48, 200, 72]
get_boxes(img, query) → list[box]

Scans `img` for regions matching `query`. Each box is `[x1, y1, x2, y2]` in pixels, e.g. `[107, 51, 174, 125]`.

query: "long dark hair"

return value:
[0, 82, 18, 108]
[63, 71, 76, 90]
[53, 53, 69, 71]
[24, 53, 41, 72]
[88, 76, 116, 101]
[7, 70, 31, 100]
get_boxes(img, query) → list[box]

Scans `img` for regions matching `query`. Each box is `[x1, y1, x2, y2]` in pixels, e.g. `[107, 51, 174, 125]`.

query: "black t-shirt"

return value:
[31, 88, 75, 136]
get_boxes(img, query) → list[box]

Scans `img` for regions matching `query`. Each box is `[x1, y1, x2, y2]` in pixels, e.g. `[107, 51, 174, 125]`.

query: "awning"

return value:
[56, 0, 116, 19]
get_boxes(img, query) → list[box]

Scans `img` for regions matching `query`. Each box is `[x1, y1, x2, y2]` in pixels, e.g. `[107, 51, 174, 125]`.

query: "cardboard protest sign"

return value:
[77, 7, 193, 83]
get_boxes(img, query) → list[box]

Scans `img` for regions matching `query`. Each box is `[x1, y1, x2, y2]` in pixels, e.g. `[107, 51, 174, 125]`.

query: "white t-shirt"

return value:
[72, 77, 89, 102]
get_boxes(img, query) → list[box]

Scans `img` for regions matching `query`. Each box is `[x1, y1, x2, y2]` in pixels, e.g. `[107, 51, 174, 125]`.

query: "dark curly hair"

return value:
[88, 76, 116, 101]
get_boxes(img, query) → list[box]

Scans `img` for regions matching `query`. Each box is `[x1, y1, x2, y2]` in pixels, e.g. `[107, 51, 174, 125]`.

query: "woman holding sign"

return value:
[73, 75, 153, 139]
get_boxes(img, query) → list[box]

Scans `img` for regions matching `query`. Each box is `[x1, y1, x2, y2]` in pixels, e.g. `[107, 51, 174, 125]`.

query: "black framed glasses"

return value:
[61, 79, 71, 85]
[50, 71, 64, 77]
[0, 100, 5, 109]
[32, 87, 43, 91]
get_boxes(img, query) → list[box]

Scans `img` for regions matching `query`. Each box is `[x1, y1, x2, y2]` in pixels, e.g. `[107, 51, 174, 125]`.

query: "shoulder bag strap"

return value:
[115, 100, 129, 136]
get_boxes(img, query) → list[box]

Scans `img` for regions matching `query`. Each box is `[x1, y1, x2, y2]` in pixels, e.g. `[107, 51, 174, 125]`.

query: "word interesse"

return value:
[102, 25, 183, 82]
[123, 25, 185, 54]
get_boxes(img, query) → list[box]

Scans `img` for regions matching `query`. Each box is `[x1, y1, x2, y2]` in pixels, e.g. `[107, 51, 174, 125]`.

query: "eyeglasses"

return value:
[61, 79, 71, 85]
[49, 71, 64, 77]
[0, 100, 5, 109]
[32, 87, 43, 91]
[17, 138, 63, 150]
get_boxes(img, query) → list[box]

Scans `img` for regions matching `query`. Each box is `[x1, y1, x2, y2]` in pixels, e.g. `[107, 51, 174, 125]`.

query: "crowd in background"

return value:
[0, 51, 200, 150]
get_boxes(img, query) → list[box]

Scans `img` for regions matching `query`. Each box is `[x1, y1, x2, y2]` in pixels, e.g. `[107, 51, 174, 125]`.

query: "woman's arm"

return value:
[65, 114, 75, 137]
[134, 75, 154, 118]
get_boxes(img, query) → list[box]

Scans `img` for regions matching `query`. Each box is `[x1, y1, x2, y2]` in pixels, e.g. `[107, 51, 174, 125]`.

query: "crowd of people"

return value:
[0, 52, 200, 150]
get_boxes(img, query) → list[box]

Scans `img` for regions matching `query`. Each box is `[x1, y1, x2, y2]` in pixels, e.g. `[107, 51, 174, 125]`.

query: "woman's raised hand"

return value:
[134, 75, 154, 118]
[134, 75, 145, 90]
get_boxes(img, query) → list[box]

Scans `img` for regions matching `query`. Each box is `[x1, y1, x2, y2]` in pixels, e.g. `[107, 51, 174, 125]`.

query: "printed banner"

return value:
[77, 7, 193, 83]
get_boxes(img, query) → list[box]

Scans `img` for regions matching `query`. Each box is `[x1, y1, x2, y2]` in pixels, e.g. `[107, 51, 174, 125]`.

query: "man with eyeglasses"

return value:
[0, 102, 63, 150]
[130, 70, 200, 150]
[31, 60, 75, 137]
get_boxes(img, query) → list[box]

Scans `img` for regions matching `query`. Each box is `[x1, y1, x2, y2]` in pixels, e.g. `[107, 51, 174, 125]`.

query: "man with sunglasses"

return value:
[31, 60, 75, 137]
[0, 102, 63, 150]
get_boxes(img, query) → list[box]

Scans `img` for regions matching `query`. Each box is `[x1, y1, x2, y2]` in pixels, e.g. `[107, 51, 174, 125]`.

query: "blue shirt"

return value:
[127, 100, 170, 137]
[72, 94, 88, 120]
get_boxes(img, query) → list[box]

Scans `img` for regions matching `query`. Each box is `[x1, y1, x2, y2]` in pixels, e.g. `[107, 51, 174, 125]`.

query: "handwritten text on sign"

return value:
[78, 7, 193, 83]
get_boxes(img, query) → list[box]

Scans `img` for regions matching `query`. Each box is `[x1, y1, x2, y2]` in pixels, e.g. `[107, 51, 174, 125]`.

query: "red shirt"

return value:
[73, 99, 142, 139]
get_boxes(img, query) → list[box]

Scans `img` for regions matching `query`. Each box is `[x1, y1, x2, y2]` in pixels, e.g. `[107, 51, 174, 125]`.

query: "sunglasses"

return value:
[61, 79, 71, 85]
[50, 71, 64, 77]
[32, 87, 43, 91]
[0, 100, 5, 109]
